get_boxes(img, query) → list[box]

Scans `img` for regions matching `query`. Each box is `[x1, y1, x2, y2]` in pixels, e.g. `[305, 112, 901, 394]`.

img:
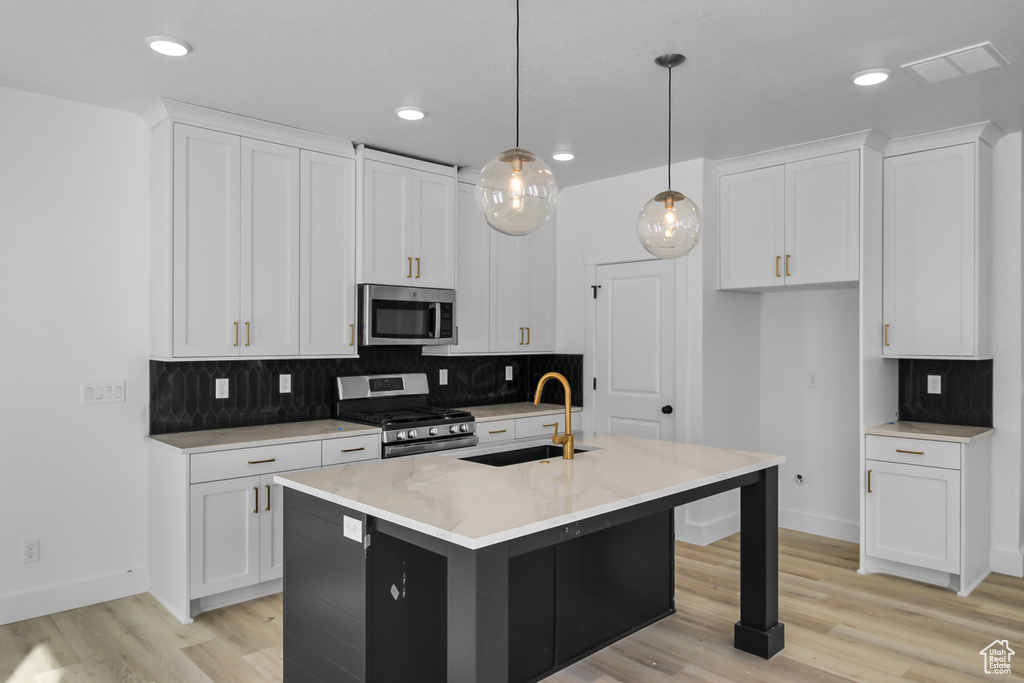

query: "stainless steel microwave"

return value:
[359, 284, 457, 346]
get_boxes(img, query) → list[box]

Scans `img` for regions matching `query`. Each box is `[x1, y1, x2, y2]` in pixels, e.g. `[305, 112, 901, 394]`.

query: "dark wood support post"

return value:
[734, 465, 785, 659]
[446, 542, 511, 682]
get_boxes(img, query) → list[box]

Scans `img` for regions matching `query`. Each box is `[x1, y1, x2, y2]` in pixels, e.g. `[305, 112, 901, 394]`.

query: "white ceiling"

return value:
[3, 0, 1022, 188]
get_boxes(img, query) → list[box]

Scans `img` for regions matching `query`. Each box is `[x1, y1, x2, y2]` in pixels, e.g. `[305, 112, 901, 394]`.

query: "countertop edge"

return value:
[276, 451, 785, 550]
[865, 422, 996, 444]
[147, 422, 381, 453]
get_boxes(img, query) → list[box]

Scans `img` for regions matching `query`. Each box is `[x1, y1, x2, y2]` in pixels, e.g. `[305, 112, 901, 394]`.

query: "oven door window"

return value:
[372, 300, 435, 339]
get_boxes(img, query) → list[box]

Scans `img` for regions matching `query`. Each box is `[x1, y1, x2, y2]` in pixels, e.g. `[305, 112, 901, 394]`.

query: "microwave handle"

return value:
[430, 302, 440, 339]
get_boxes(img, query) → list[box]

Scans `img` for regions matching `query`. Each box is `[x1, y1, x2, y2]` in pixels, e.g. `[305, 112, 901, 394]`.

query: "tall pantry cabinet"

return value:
[146, 100, 359, 359]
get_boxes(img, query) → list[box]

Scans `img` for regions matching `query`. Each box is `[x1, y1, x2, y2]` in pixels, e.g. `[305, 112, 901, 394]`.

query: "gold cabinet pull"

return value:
[867, 470, 872, 493]
[415, 257, 420, 278]
[340, 447, 365, 453]
[349, 323, 354, 346]
[489, 429, 507, 434]
[266, 484, 271, 511]
[253, 486, 259, 514]
[776, 256, 781, 278]
[247, 458, 277, 464]
[407, 257, 413, 278]
[234, 321, 239, 347]
[245, 321, 250, 346]
[896, 449, 924, 455]
[520, 327, 524, 345]
[884, 323, 890, 347]
[785, 254, 791, 277]
[526, 327, 531, 345]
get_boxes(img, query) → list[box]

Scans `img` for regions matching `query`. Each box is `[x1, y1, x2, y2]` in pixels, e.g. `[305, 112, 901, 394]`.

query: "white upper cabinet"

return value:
[240, 138, 300, 356]
[784, 151, 860, 286]
[172, 125, 242, 357]
[490, 216, 556, 353]
[719, 145, 862, 291]
[358, 148, 456, 289]
[300, 150, 358, 356]
[148, 101, 357, 359]
[425, 179, 556, 356]
[881, 125, 998, 359]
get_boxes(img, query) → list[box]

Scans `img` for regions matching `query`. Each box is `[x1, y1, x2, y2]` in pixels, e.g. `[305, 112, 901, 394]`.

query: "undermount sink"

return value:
[460, 444, 586, 467]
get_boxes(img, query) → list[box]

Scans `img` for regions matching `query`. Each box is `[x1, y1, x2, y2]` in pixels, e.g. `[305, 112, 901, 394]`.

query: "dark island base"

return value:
[282, 465, 784, 682]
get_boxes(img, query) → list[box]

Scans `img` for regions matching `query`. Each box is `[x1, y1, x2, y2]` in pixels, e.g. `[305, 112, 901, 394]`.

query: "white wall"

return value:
[760, 288, 860, 542]
[0, 86, 150, 625]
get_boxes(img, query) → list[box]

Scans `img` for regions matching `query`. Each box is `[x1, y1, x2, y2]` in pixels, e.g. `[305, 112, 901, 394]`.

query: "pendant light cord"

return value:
[516, 0, 520, 149]
[667, 63, 672, 190]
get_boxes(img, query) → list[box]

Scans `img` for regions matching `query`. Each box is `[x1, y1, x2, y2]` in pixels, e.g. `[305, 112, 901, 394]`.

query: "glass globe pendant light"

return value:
[477, 0, 557, 236]
[637, 54, 702, 259]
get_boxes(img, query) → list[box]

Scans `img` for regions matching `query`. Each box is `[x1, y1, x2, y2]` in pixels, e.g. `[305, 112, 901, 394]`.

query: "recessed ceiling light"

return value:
[395, 107, 425, 121]
[146, 36, 192, 57]
[552, 151, 575, 161]
[852, 69, 890, 86]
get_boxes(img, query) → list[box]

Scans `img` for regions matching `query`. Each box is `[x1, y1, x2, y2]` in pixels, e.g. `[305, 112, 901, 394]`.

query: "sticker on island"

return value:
[980, 640, 1014, 675]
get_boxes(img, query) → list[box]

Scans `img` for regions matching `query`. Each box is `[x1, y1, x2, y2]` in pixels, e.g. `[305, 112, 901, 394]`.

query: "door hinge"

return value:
[592, 285, 601, 299]
[593, 377, 597, 390]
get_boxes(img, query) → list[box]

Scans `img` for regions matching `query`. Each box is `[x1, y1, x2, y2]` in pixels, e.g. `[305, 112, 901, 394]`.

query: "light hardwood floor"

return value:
[3, 529, 1022, 682]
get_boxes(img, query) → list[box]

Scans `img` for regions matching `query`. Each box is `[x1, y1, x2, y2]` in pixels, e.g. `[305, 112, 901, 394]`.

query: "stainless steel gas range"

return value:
[332, 373, 478, 458]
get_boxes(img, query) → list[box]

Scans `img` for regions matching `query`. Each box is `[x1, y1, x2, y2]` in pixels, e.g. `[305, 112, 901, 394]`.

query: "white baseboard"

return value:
[0, 567, 149, 627]
[991, 545, 1024, 577]
[674, 508, 739, 546]
[779, 508, 859, 543]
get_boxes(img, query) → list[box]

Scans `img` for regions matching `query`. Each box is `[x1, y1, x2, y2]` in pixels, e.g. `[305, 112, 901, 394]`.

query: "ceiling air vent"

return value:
[902, 42, 1009, 84]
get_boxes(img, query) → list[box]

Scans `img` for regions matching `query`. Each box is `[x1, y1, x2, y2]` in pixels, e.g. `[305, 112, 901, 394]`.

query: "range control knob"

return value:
[449, 425, 459, 434]
[429, 427, 439, 436]
[408, 430, 418, 439]
[396, 431, 407, 440]
[459, 423, 470, 433]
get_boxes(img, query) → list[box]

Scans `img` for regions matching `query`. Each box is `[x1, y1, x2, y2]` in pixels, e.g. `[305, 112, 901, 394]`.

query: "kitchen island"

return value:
[276, 435, 786, 682]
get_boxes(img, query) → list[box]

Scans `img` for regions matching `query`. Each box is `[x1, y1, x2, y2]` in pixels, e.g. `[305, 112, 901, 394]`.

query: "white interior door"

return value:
[595, 260, 675, 440]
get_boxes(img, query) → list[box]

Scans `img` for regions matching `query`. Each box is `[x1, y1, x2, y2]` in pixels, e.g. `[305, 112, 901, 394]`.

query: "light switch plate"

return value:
[927, 375, 942, 394]
[505, 365, 513, 381]
[279, 374, 291, 393]
[439, 369, 448, 386]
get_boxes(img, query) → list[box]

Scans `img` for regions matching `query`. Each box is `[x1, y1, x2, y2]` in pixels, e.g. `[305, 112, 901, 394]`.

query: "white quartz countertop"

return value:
[148, 419, 380, 453]
[866, 421, 995, 443]
[460, 402, 582, 422]
[276, 435, 784, 549]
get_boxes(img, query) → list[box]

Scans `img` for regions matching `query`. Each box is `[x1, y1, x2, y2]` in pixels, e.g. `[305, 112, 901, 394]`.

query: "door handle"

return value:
[234, 321, 239, 347]
[776, 256, 781, 278]
[407, 257, 413, 278]
[253, 486, 259, 514]
[884, 324, 890, 347]
[245, 321, 250, 347]
[266, 484, 271, 511]
[785, 254, 791, 277]
[520, 327, 524, 345]
[526, 327, 530, 345]
[662, 405, 673, 414]
[867, 470, 872, 494]
[350, 323, 355, 346]
[416, 257, 420, 278]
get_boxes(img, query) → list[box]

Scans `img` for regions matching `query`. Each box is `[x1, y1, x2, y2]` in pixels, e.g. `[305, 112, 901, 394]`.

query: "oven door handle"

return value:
[384, 434, 479, 458]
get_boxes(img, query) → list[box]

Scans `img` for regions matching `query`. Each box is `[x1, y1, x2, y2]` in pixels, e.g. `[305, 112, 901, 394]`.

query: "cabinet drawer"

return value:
[477, 419, 516, 444]
[323, 434, 381, 467]
[866, 435, 961, 470]
[516, 414, 570, 440]
[191, 441, 322, 483]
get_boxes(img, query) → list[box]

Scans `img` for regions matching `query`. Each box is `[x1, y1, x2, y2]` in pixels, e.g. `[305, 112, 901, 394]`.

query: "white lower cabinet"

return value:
[862, 433, 991, 596]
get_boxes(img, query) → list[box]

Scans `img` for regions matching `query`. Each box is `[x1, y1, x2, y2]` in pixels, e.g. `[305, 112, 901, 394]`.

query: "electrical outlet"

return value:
[439, 369, 448, 386]
[505, 365, 513, 381]
[343, 515, 362, 542]
[22, 539, 39, 563]
[807, 372, 818, 389]
[215, 378, 229, 399]
[927, 375, 942, 394]
[279, 374, 291, 393]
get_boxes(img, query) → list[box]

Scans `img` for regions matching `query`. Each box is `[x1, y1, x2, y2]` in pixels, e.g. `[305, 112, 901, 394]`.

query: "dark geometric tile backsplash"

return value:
[150, 347, 583, 435]
[898, 359, 993, 428]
